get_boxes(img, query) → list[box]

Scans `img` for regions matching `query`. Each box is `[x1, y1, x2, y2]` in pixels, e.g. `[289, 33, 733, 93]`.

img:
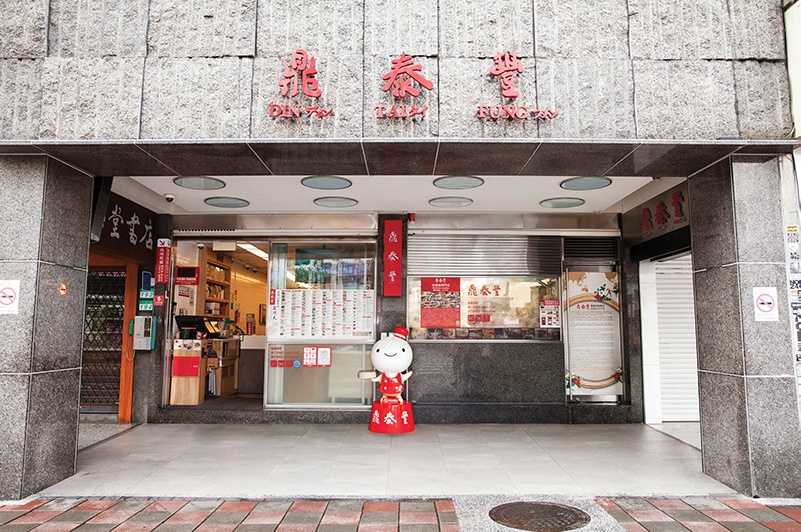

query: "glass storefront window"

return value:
[266, 242, 376, 405]
[407, 276, 561, 341]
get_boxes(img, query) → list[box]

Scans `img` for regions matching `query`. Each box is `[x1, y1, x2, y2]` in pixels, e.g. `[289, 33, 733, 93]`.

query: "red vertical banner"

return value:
[155, 238, 171, 284]
[383, 219, 403, 297]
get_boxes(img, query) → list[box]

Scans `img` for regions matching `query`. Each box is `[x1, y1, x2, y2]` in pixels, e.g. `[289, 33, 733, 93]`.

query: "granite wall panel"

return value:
[628, 0, 733, 60]
[734, 62, 794, 140]
[39, 58, 144, 140]
[22, 369, 81, 496]
[0, 59, 43, 140]
[693, 266, 745, 376]
[140, 57, 253, 139]
[746, 376, 801, 497]
[440, 0, 533, 58]
[148, 0, 256, 57]
[688, 160, 736, 270]
[732, 157, 785, 264]
[364, 0, 437, 57]
[40, 159, 94, 269]
[0, 0, 47, 58]
[0, 375, 29, 500]
[48, 0, 149, 57]
[633, 60, 738, 140]
[537, 58, 635, 139]
[250, 55, 362, 139]
[363, 56, 439, 138]
[438, 57, 539, 138]
[698, 371, 752, 494]
[729, 0, 786, 60]
[0, 156, 46, 261]
[534, 0, 629, 59]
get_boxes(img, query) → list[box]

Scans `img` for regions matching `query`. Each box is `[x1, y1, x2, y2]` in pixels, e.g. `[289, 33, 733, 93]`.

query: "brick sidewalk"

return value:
[597, 497, 801, 532]
[0, 499, 459, 531]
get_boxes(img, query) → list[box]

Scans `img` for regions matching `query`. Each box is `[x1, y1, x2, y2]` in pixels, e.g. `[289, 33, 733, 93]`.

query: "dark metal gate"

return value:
[81, 267, 126, 413]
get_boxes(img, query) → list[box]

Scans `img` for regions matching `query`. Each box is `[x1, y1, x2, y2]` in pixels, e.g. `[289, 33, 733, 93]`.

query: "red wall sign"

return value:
[155, 238, 171, 283]
[174, 266, 199, 285]
[383, 219, 403, 297]
[478, 51, 560, 122]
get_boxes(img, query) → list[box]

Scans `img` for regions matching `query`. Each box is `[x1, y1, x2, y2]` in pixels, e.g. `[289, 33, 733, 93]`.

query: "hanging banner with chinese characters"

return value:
[375, 52, 432, 120]
[477, 51, 559, 122]
[93, 193, 157, 263]
[383, 220, 403, 296]
[565, 272, 623, 397]
[155, 238, 171, 284]
[268, 49, 333, 120]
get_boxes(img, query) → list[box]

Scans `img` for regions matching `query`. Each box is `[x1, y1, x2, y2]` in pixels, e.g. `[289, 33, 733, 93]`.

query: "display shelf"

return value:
[197, 249, 232, 319]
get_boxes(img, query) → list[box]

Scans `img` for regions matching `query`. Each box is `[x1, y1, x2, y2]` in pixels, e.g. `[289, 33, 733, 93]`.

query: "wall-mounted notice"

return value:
[268, 289, 375, 340]
[753, 287, 779, 322]
[0, 280, 20, 315]
[565, 272, 623, 396]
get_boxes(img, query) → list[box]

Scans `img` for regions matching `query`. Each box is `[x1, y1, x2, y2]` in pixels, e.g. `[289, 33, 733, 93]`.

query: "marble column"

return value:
[0, 156, 93, 500]
[689, 155, 801, 497]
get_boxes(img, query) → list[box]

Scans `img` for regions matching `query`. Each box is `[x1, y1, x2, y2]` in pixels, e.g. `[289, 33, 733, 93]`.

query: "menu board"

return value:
[268, 289, 375, 340]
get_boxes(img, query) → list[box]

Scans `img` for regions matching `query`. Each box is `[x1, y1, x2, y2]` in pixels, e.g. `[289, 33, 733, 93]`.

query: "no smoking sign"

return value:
[753, 287, 779, 322]
[0, 280, 20, 315]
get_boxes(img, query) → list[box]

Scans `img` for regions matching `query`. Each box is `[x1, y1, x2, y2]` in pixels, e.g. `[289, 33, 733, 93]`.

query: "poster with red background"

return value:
[420, 277, 461, 327]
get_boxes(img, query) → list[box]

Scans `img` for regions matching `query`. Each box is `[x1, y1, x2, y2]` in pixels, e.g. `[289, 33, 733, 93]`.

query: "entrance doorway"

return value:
[640, 254, 701, 447]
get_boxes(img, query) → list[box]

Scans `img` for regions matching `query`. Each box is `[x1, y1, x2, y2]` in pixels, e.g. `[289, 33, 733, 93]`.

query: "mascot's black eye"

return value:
[376, 349, 380, 353]
[402, 348, 406, 352]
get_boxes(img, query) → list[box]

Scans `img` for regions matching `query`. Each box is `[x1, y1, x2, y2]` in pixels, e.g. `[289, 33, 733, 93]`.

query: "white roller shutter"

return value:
[655, 255, 700, 422]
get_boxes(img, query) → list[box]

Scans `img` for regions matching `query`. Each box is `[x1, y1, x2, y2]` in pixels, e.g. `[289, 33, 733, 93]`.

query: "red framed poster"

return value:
[383, 219, 403, 297]
[420, 277, 461, 327]
[174, 266, 199, 285]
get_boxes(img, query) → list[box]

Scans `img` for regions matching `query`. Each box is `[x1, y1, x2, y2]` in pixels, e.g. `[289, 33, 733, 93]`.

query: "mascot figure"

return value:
[358, 326, 415, 433]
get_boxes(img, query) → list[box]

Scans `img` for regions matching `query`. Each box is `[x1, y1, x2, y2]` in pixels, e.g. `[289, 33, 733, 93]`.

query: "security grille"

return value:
[81, 267, 126, 412]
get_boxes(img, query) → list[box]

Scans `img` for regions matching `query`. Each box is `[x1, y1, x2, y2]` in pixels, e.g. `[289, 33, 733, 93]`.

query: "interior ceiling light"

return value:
[429, 196, 473, 208]
[301, 175, 352, 190]
[560, 176, 612, 191]
[174, 176, 226, 190]
[433, 175, 485, 190]
[237, 242, 269, 261]
[540, 197, 585, 209]
[205, 196, 250, 208]
[314, 196, 358, 208]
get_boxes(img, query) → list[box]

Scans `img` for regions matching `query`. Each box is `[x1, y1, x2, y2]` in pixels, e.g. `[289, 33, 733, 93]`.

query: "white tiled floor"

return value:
[41, 423, 734, 499]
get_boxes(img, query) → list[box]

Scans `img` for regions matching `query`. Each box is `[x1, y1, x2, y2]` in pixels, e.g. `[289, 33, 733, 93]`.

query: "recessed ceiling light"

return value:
[540, 197, 585, 209]
[238, 242, 269, 261]
[314, 196, 358, 208]
[205, 196, 250, 208]
[560, 177, 612, 191]
[433, 176, 485, 190]
[301, 175, 353, 190]
[429, 196, 473, 208]
[174, 176, 226, 190]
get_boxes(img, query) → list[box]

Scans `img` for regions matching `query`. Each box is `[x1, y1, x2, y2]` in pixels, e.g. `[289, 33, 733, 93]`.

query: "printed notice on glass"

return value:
[565, 272, 623, 396]
[268, 289, 375, 340]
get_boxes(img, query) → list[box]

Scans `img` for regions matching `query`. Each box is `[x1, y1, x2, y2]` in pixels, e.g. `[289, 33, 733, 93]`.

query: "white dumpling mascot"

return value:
[359, 326, 415, 433]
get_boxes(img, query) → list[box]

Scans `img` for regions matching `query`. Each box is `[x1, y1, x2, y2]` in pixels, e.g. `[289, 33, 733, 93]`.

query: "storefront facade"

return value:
[1, 0, 800, 500]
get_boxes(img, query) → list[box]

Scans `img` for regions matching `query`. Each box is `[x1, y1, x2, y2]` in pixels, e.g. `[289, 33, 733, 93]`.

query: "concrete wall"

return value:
[0, 0, 792, 142]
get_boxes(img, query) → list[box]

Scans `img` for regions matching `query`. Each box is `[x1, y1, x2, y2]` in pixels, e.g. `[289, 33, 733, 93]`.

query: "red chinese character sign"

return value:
[269, 48, 333, 120]
[375, 52, 432, 120]
[383, 219, 403, 297]
[478, 51, 559, 122]
[358, 327, 415, 434]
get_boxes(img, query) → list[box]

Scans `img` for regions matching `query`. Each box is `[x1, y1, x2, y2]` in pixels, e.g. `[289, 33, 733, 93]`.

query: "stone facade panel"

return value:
[633, 60, 738, 139]
[439, 57, 539, 138]
[0, 59, 42, 140]
[258, 0, 363, 58]
[0, 375, 28, 500]
[140, 57, 253, 139]
[440, 0, 533, 58]
[39, 58, 144, 140]
[365, 0, 437, 57]
[537, 58, 636, 139]
[48, 0, 148, 57]
[628, 0, 733, 59]
[148, 0, 256, 57]
[251, 56, 362, 139]
[730, 0, 786, 60]
[734, 61, 793, 139]
[534, 0, 629, 59]
[363, 55, 438, 138]
[0, 0, 47, 58]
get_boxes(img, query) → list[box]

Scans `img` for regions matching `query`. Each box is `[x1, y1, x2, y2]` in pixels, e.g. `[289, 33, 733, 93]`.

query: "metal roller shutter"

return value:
[407, 235, 562, 276]
[655, 255, 700, 422]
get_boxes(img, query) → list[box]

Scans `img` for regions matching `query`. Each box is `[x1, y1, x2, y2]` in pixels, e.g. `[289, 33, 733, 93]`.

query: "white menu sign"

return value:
[268, 289, 375, 340]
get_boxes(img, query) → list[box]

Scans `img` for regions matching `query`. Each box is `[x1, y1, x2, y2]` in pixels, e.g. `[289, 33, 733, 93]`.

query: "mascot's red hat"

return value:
[393, 327, 409, 340]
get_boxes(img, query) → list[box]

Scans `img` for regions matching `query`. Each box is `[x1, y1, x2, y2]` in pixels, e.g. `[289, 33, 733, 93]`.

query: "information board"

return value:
[268, 289, 375, 340]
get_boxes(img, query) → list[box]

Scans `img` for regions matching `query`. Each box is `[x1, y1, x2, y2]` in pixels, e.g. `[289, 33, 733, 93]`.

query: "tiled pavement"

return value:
[1, 496, 799, 531]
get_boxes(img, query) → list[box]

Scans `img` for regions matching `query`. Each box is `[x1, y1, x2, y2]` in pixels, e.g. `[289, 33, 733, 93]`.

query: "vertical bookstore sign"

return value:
[383, 220, 403, 297]
[565, 272, 623, 397]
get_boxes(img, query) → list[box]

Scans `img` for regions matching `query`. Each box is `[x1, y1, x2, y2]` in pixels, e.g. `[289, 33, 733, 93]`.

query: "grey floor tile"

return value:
[202, 511, 248, 525]
[72, 524, 117, 532]
[641, 522, 692, 532]
[235, 525, 277, 532]
[739, 508, 794, 522]
[663, 509, 712, 522]
[49, 510, 101, 523]
[317, 525, 358, 532]
[0, 512, 27, 525]
[722, 522, 773, 532]
[152, 523, 197, 532]
[616, 498, 658, 511]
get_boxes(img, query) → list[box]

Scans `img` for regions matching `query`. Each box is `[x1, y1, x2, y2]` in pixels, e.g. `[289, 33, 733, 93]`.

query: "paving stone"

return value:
[438, 511, 458, 525]
[722, 523, 773, 532]
[399, 512, 437, 525]
[681, 523, 728, 531]
[181, 500, 223, 512]
[253, 501, 292, 513]
[609, 510, 636, 523]
[649, 500, 693, 511]
[234, 525, 276, 532]
[72, 524, 116, 532]
[73, 501, 119, 512]
[125, 510, 172, 524]
[434, 501, 454, 513]
[0, 511, 26, 525]
[773, 508, 801, 522]
[702, 510, 753, 522]
[317, 525, 358, 532]
[0, 525, 39, 532]
[664, 509, 712, 522]
[217, 502, 258, 513]
[50, 510, 101, 523]
[640, 523, 692, 532]
[289, 501, 328, 513]
[683, 498, 729, 511]
[399, 502, 435, 513]
[320, 511, 361, 525]
[202, 511, 248, 525]
[628, 510, 673, 522]
[327, 501, 363, 512]
[36, 499, 85, 512]
[363, 502, 399, 513]
[359, 511, 399, 525]
[145, 501, 189, 513]
[740, 509, 794, 523]
[279, 511, 323, 525]
[718, 498, 769, 510]
[398, 525, 439, 532]
[617, 498, 659, 511]
[152, 524, 196, 532]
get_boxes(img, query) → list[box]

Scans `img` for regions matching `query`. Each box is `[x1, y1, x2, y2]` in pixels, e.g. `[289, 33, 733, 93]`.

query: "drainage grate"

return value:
[488, 502, 591, 531]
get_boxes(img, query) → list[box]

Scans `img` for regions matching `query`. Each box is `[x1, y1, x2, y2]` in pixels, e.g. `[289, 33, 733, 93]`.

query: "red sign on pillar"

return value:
[155, 238, 171, 284]
[383, 220, 403, 297]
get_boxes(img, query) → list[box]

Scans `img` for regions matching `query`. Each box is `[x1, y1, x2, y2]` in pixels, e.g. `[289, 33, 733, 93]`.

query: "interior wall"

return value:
[230, 261, 268, 335]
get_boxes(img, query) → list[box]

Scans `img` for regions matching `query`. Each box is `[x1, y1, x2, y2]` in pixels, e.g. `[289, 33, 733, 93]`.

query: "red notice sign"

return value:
[383, 220, 403, 297]
[155, 238, 171, 283]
